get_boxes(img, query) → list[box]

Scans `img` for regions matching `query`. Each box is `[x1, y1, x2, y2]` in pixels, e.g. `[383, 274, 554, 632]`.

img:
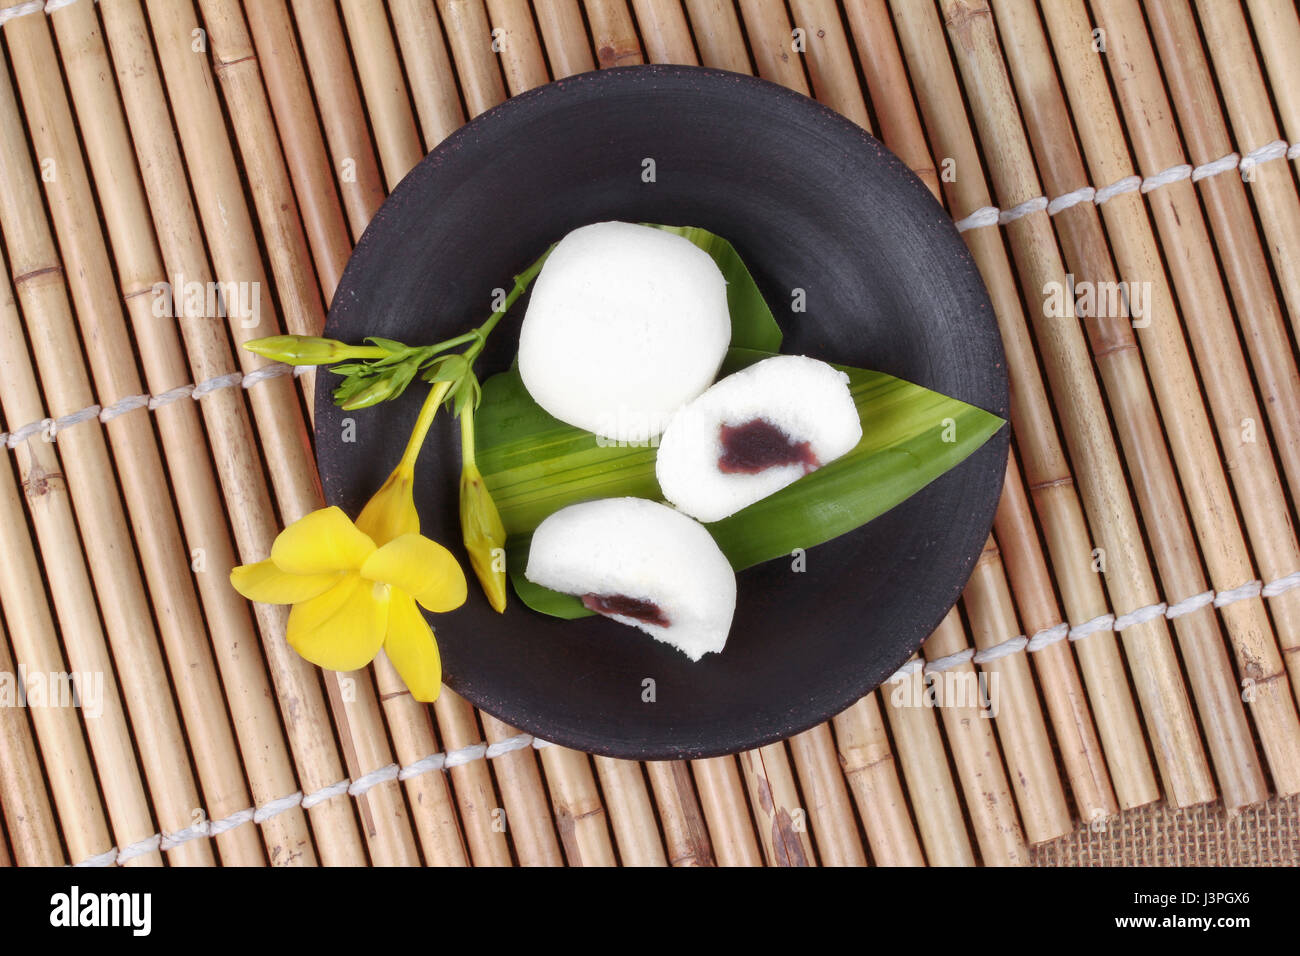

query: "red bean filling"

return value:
[718, 418, 820, 475]
[582, 593, 671, 627]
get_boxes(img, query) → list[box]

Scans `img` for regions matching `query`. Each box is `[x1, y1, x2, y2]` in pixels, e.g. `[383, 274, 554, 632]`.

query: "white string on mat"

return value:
[0, 363, 308, 449]
[952, 140, 1300, 233]
[70, 734, 558, 866]
[882, 572, 1300, 685]
[0, 0, 100, 24]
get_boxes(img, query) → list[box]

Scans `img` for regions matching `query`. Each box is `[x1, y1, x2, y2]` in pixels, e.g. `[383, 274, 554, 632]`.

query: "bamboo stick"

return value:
[787, 726, 868, 865]
[994, 453, 1117, 823]
[629, 0, 696, 64]
[480, 714, 563, 866]
[243, 0, 352, 301]
[289, 0, 387, 238]
[0, 617, 63, 865]
[0, 38, 216, 870]
[49, 0, 318, 863]
[139, 0, 390, 863]
[593, 757, 667, 865]
[1163, 5, 1300, 511]
[197, 0, 420, 864]
[887, 0, 1155, 811]
[922, 610, 1027, 864]
[832, 695, 926, 865]
[532, 0, 595, 77]
[370, 663, 471, 868]
[539, 747, 617, 865]
[583, 0, 644, 67]
[431, 692, 511, 865]
[962, 537, 1074, 841]
[933, 0, 1213, 806]
[1074, 0, 1300, 792]
[1141, 0, 1300, 698]
[486, 0, 549, 93]
[373, 665, 471, 867]
[431, 0, 501, 115]
[738, 744, 815, 865]
[336, 0, 424, 190]
[0, 449, 112, 865]
[736, 0, 806, 91]
[682, 0, 751, 72]
[995, 0, 1280, 808]
[841, 0, 938, 194]
[8, 7, 264, 865]
[1246, 0, 1300, 149]
[1194, 0, 1300, 344]
[882, 656, 974, 864]
[690, 756, 762, 865]
[389, 0, 465, 151]
[787, 0, 871, 129]
[99, 0, 364, 865]
[438, 1, 509, 114]
[645, 761, 715, 866]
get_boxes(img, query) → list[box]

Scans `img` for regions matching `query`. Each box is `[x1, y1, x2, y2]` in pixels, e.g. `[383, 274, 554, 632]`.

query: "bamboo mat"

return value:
[0, 0, 1298, 867]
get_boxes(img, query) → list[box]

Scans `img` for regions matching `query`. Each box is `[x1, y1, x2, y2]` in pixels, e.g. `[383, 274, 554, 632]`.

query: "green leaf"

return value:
[476, 348, 1006, 619]
[423, 353, 469, 384]
[365, 336, 409, 354]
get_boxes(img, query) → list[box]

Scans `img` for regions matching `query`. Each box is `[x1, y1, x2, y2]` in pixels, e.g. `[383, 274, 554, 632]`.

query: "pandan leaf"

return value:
[476, 348, 1006, 618]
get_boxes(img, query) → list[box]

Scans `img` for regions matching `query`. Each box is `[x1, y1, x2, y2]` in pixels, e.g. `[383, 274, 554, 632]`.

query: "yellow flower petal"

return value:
[271, 506, 376, 575]
[355, 466, 420, 547]
[286, 573, 389, 671]
[230, 559, 343, 605]
[360, 533, 468, 613]
[382, 590, 441, 702]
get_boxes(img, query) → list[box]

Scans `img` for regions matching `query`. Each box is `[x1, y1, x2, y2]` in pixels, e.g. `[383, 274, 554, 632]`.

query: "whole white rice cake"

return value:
[518, 221, 731, 443]
[656, 354, 863, 522]
[524, 497, 737, 661]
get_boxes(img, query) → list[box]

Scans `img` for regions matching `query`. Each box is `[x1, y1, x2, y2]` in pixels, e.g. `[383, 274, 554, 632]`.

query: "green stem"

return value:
[460, 400, 477, 470]
[463, 253, 550, 365]
[421, 330, 480, 354]
[399, 379, 454, 472]
[341, 344, 390, 359]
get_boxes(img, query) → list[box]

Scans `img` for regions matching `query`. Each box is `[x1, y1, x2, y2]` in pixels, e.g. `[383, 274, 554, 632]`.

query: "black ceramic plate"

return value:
[318, 65, 1008, 760]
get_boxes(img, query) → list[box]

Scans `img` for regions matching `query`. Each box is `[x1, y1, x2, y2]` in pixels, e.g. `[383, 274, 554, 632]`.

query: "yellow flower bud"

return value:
[460, 462, 508, 613]
[339, 375, 401, 410]
[244, 335, 353, 365]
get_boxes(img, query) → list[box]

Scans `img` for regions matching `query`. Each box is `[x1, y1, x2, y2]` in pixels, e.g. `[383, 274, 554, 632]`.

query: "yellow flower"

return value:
[229, 493, 466, 702]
